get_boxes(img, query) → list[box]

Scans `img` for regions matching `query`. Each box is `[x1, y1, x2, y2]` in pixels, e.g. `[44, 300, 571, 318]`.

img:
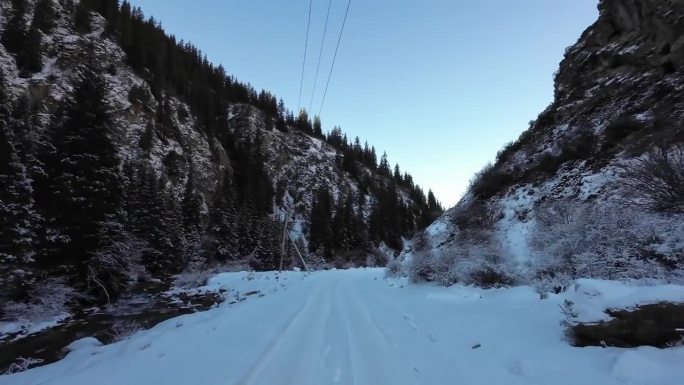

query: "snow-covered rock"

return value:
[64, 337, 103, 352]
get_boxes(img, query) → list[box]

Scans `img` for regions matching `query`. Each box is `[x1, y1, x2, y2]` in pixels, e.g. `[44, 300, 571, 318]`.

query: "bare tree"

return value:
[624, 145, 684, 213]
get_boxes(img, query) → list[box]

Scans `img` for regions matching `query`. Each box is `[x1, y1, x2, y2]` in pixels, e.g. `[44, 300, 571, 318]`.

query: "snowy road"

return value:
[3, 269, 684, 385]
[234, 274, 413, 385]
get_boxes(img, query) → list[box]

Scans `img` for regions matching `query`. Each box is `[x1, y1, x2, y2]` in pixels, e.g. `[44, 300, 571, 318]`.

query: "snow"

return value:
[425, 218, 447, 237]
[0, 313, 71, 342]
[564, 278, 684, 323]
[64, 337, 103, 352]
[497, 187, 537, 263]
[499, 218, 533, 264]
[3, 269, 683, 385]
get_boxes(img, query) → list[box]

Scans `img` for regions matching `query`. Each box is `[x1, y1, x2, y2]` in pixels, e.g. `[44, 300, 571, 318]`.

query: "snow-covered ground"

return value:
[2, 269, 683, 385]
[0, 314, 71, 343]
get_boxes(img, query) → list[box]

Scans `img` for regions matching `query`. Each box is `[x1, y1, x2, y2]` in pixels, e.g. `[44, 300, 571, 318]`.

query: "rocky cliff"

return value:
[403, 0, 684, 288]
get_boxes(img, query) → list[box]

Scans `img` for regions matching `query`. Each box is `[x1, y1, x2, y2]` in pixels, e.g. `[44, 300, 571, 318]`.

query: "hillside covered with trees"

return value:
[0, 0, 442, 315]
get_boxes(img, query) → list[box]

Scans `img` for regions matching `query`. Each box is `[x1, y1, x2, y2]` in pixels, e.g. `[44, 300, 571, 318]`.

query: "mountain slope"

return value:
[0, 0, 441, 320]
[403, 0, 684, 287]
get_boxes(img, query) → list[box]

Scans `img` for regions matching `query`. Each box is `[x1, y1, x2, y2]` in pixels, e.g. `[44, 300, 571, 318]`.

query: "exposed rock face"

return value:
[552, 0, 684, 129]
[501, 0, 684, 178]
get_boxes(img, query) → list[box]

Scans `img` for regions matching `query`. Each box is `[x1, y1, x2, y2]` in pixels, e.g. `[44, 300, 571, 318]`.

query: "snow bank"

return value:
[0, 313, 71, 342]
[562, 278, 684, 323]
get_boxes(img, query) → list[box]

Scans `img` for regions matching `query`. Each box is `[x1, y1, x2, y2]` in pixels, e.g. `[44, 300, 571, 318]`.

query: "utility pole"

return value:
[291, 237, 309, 271]
[279, 210, 309, 272]
[279, 212, 291, 273]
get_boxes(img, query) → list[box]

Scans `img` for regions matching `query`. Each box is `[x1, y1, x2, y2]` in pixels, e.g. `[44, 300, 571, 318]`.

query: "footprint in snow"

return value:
[403, 314, 419, 330]
[505, 358, 524, 376]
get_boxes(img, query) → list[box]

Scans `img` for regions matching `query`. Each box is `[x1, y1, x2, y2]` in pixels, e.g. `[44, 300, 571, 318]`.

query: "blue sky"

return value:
[128, 0, 599, 207]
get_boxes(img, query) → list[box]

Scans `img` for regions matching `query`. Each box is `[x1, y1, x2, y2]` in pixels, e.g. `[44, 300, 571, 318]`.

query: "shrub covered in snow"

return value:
[404, 197, 683, 292]
[173, 269, 215, 290]
[1, 278, 78, 322]
[406, 228, 520, 287]
[530, 199, 671, 282]
[3, 357, 44, 375]
[108, 321, 142, 342]
[384, 258, 404, 278]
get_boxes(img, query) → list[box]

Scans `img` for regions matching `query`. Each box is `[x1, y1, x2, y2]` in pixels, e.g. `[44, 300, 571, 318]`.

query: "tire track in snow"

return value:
[233, 278, 332, 385]
[233, 273, 420, 385]
[233, 277, 347, 385]
[354, 278, 467, 384]
[335, 278, 418, 385]
[326, 281, 354, 384]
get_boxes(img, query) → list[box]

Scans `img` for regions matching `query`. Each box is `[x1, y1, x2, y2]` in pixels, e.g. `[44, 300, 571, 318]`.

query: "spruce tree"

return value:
[40, 65, 122, 280]
[421, 189, 443, 227]
[393, 164, 402, 184]
[369, 183, 403, 250]
[427, 189, 439, 212]
[32, 0, 57, 34]
[247, 129, 274, 215]
[139, 122, 155, 155]
[0, 104, 38, 300]
[378, 152, 391, 176]
[237, 204, 257, 256]
[403, 172, 414, 188]
[16, 26, 43, 75]
[0, 71, 9, 118]
[332, 195, 356, 253]
[275, 99, 287, 132]
[204, 174, 239, 262]
[2, 0, 42, 75]
[369, 146, 378, 169]
[74, 2, 92, 33]
[155, 96, 177, 143]
[309, 188, 333, 259]
[312, 116, 323, 138]
[127, 165, 160, 271]
[250, 218, 269, 271]
[2, 0, 28, 55]
[160, 183, 186, 273]
[127, 166, 183, 275]
[295, 109, 312, 134]
[181, 172, 204, 270]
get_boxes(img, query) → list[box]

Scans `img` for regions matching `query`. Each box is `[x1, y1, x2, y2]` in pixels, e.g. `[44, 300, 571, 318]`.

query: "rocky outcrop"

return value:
[503, 0, 684, 177]
[403, 0, 684, 284]
[552, 0, 684, 131]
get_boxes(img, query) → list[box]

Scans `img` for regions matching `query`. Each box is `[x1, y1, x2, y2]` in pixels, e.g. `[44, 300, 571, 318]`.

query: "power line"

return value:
[297, 0, 315, 111]
[308, 0, 333, 113]
[318, 0, 351, 117]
